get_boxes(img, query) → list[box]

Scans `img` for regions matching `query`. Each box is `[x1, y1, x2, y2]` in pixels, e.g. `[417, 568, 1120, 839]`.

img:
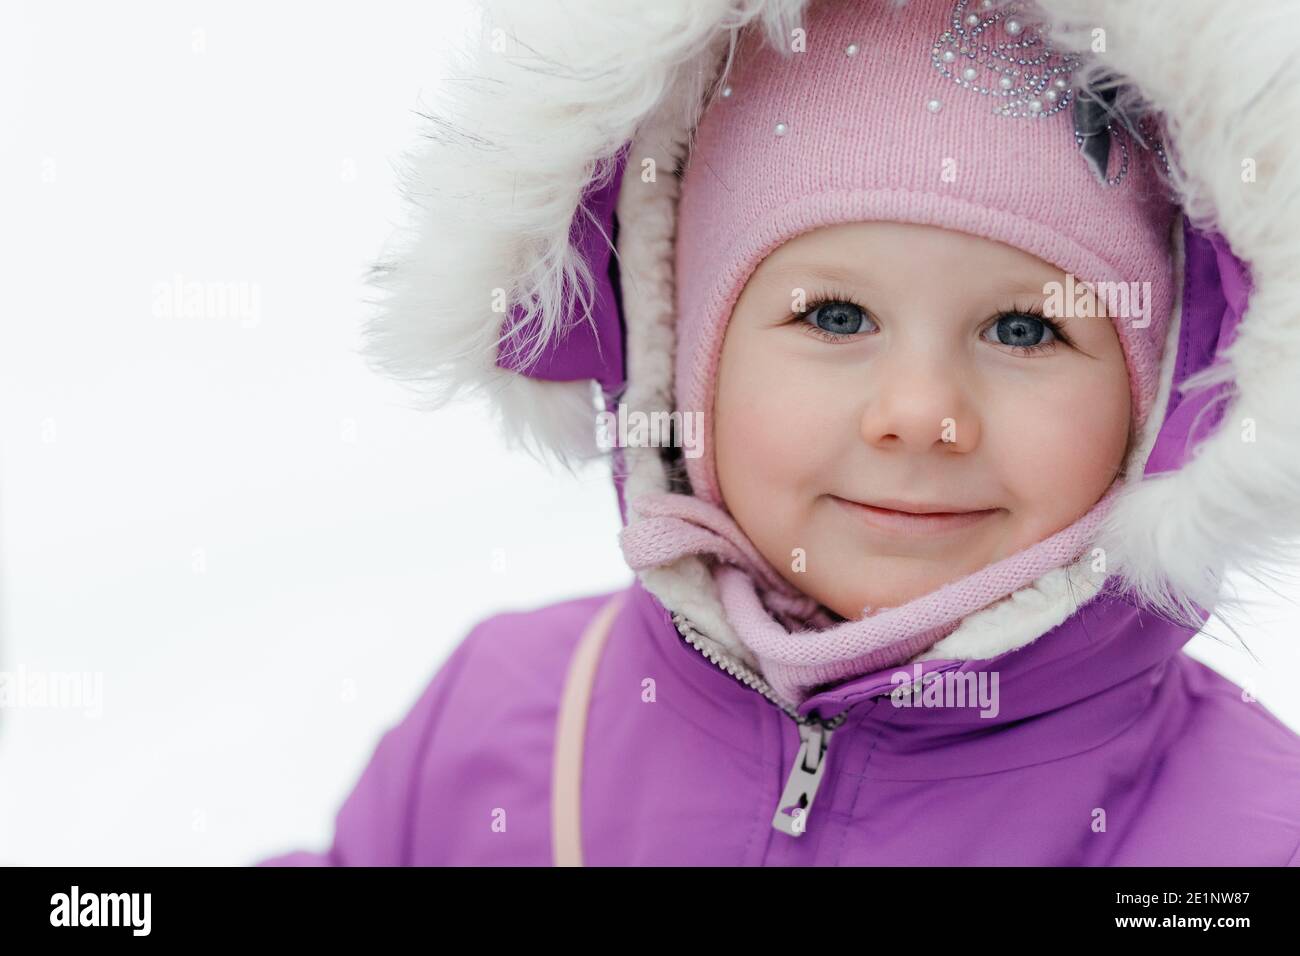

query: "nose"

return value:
[858, 347, 982, 454]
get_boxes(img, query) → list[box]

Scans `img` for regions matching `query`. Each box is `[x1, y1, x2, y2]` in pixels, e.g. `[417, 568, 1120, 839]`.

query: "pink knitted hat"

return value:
[674, 0, 1178, 509]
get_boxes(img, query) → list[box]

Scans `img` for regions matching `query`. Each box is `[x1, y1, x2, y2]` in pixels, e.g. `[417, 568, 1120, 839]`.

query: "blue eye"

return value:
[990, 311, 1053, 347]
[984, 310, 1069, 356]
[800, 299, 875, 341]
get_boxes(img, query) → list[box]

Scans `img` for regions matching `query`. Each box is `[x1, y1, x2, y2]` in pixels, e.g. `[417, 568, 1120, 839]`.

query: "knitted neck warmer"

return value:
[620, 478, 1122, 705]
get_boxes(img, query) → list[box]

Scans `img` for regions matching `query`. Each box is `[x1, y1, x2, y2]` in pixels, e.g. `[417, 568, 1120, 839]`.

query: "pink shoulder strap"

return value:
[550, 589, 627, 867]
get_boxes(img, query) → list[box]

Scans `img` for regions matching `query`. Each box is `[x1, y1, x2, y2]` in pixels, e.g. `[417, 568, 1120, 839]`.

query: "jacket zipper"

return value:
[670, 611, 920, 838]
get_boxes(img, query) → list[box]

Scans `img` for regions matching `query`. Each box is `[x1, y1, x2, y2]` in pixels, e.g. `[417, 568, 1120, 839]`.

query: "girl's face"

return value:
[714, 221, 1133, 620]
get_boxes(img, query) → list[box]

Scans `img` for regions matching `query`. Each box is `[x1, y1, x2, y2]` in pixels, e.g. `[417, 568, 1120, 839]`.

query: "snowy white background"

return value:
[0, 1, 1296, 865]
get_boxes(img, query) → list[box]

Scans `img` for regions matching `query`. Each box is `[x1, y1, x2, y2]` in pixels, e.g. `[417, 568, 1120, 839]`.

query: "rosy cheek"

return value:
[995, 372, 1130, 519]
[717, 384, 785, 484]
[716, 342, 810, 494]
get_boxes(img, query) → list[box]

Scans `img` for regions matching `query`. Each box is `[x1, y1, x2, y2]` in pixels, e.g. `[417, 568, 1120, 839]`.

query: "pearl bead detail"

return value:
[721, 85, 732, 98]
[926, 98, 942, 113]
[930, 1, 1078, 120]
[773, 122, 788, 136]
[845, 43, 858, 56]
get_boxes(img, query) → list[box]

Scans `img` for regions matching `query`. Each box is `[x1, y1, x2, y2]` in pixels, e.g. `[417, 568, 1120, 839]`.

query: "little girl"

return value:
[260, 0, 1300, 865]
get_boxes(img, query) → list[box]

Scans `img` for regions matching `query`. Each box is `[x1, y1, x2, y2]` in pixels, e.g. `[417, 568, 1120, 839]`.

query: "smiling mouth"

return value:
[829, 496, 1002, 537]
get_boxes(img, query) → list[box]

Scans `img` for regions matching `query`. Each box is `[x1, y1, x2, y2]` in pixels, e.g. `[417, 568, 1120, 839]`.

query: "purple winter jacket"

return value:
[257, 576, 1300, 866]
[256, 218, 1300, 867]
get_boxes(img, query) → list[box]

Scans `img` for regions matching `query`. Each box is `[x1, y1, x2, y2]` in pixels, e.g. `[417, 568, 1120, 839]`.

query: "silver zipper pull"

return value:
[771, 719, 834, 837]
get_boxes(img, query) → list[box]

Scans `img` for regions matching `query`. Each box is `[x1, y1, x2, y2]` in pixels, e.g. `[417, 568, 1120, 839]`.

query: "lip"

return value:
[830, 495, 1002, 538]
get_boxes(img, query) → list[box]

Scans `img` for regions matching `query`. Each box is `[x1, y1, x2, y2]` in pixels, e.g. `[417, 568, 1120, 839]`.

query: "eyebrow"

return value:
[757, 262, 875, 289]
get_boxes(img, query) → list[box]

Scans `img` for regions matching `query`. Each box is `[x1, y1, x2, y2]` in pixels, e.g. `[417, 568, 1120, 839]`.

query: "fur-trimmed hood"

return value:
[361, 0, 1300, 679]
